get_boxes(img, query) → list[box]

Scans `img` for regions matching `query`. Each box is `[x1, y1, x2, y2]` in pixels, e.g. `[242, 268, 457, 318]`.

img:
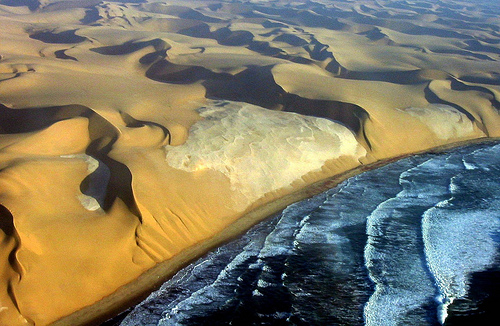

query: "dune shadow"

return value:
[0, 103, 87, 133]
[0, 103, 144, 220]
[0, 0, 40, 11]
[54, 49, 78, 61]
[29, 29, 87, 44]
[202, 66, 369, 139]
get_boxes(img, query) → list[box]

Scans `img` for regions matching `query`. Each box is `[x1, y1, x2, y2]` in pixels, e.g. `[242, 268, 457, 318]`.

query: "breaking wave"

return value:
[122, 141, 500, 326]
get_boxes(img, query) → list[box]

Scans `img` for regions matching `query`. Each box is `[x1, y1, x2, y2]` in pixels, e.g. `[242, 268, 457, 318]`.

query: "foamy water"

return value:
[122, 141, 500, 326]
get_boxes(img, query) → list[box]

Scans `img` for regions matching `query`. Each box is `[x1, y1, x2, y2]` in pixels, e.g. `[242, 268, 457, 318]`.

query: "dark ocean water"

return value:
[121, 141, 500, 326]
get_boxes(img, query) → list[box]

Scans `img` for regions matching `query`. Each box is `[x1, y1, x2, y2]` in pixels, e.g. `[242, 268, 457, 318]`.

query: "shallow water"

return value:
[121, 141, 500, 326]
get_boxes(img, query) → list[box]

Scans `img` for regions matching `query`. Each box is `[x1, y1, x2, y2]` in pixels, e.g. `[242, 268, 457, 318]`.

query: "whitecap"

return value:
[422, 207, 499, 323]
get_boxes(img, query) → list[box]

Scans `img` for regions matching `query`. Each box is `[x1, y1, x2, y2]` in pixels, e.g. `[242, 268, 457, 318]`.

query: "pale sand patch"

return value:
[52, 137, 500, 326]
[397, 104, 479, 140]
[165, 100, 366, 209]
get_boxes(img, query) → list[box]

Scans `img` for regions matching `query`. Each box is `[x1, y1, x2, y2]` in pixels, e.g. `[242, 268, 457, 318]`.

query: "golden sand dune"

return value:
[0, 0, 499, 324]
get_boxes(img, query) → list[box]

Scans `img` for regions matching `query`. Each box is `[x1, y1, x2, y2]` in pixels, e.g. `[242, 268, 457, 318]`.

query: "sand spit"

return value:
[0, 0, 499, 324]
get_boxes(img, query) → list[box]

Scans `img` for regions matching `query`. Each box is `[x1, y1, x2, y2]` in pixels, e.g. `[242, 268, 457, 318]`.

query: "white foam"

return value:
[422, 206, 499, 324]
[262, 265, 273, 273]
[295, 221, 349, 246]
[165, 100, 365, 209]
[363, 164, 448, 326]
[154, 223, 274, 325]
[364, 289, 427, 326]
[398, 104, 477, 140]
[462, 159, 477, 170]
[436, 295, 453, 325]
[257, 279, 273, 288]
[259, 209, 313, 258]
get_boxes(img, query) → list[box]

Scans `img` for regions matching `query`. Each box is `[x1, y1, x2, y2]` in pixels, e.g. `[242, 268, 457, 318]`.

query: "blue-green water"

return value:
[120, 141, 500, 326]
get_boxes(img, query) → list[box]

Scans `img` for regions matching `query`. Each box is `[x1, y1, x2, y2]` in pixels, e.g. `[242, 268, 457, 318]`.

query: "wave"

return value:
[121, 141, 500, 326]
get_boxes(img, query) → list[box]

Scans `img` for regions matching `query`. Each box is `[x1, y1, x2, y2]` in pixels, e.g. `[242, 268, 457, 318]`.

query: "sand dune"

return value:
[0, 0, 499, 325]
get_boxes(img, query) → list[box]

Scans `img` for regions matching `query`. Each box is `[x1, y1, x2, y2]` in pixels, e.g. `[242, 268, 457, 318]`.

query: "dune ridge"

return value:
[0, 0, 499, 325]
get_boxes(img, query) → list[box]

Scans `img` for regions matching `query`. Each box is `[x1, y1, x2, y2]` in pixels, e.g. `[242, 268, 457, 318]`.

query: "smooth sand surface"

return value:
[0, 0, 499, 324]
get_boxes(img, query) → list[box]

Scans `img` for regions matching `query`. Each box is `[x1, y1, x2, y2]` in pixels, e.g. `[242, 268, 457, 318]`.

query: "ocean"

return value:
[121, 141, 500, 326]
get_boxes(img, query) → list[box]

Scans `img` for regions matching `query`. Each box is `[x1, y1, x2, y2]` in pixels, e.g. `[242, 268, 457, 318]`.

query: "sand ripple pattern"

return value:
[123, 142, 500, 326]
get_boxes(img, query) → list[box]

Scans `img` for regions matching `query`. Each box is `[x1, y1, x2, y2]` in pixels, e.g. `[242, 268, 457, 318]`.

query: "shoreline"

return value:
[51, 136, 500, 326]
[1, 0, 499, 324]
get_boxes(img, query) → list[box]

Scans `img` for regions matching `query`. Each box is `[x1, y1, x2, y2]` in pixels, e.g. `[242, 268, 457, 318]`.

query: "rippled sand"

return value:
[0, 0, 499, 324]
[122, 142, 500, 326]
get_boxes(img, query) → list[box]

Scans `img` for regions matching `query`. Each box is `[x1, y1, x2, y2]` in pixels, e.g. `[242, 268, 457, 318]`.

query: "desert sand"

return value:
[0, 0, 499, 325]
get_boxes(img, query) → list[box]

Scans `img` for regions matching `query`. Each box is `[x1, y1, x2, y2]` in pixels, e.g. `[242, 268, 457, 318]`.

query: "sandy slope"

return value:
[0, 0, 499, 324]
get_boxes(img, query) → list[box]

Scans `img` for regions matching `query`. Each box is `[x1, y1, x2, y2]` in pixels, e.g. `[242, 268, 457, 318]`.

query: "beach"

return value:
[0, 0, 499, 324]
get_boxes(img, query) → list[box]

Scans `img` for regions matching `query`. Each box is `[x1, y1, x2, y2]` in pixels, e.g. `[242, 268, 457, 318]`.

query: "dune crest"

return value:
[0, 0, 499, 325]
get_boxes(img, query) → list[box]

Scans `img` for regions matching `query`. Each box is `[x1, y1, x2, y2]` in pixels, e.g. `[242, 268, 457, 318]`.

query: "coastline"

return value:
[0, 0, 499, 324]
[51, 136, 500, 326]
